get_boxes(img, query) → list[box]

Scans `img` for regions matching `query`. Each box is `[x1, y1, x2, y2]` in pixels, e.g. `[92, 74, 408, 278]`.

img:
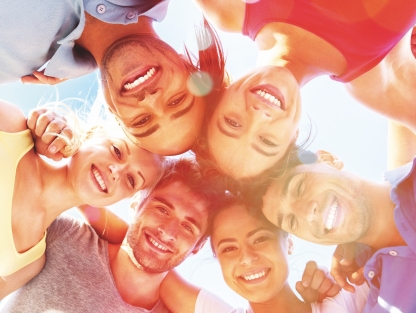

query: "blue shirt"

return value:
[0, 0, 169, 84]
[363, 158, 416, 313]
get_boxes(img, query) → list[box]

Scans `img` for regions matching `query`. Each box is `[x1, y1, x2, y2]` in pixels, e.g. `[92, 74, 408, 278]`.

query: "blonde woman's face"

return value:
[207, 65, 302, 178]
[211, 204, 291, 303]
[68, 134, 162, 207]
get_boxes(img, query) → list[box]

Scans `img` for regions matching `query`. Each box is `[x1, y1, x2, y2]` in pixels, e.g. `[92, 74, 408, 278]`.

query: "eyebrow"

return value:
[170, 97, 195, 120]
[121, 139, 130, 155]
[132, 124, 160, 138]
[152, 196, 202, 233]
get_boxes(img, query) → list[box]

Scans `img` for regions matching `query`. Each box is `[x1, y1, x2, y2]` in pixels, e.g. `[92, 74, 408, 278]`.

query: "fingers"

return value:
[27, 108, 73, 158]
[331, 243, 358, 293]
[21, 71, 66, 85]
[301, 260, 318, 288]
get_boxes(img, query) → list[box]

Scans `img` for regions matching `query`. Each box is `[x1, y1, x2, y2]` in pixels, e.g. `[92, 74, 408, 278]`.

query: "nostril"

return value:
[149, 89, 157, 95]
[252, 105, 260, 110]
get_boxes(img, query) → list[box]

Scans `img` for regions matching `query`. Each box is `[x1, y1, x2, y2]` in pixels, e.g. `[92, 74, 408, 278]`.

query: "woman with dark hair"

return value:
[192, 0, 416, 180]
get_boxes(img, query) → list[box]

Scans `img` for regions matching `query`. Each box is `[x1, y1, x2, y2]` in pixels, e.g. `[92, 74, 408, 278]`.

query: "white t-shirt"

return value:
[195, 283, 370, 313]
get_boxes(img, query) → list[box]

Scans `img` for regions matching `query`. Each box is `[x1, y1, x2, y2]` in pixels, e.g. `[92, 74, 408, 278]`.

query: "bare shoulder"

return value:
[0, 100, 27, 132]
[193, 0, 246, 32]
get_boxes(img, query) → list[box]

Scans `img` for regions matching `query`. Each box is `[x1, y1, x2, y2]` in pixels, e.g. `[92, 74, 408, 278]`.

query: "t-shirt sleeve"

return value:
[46, 214, 90, 246]
[195, 289, 245, 313]
[312, 283, 370, 313]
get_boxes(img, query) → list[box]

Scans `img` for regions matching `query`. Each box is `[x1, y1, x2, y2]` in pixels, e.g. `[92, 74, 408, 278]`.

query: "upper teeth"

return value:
[148, 236, 168, 252]
[255, 89, 281, 107]
[325, 199, 338, 230]
[124, 68, 156, 90]
[242, 270, 266, 281]
[92, 167, 107, 192]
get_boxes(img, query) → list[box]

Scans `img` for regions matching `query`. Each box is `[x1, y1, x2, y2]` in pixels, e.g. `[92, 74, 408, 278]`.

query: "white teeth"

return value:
[325, 199, 338, 230]
[92, 167, 107, 192]
[148, 236, 168, 251]
[124, 67, 156, 90]
[242, 270, 266, 281]
[255, 89, 281, 107]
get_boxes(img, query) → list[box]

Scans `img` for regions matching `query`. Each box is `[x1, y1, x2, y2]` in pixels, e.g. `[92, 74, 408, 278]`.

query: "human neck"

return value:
[249, 283, 311, 313]
[108, 243, 167, 309]
[75, 13, 157, 65]
[357, 180, 406, 250]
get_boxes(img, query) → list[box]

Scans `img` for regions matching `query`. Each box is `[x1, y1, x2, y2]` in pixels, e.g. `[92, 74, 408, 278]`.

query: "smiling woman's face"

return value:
[207, 65, 302, 178]
[211, 204, 291, 303]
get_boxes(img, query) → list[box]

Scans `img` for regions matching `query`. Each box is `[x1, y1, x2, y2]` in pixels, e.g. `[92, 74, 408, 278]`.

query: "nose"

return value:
[293, 201, 317, 223]
[108, 164, 120, 181]
[137, 89, 163, 115]
[157, 219, 178, 242]
[239, 246, 259, 265]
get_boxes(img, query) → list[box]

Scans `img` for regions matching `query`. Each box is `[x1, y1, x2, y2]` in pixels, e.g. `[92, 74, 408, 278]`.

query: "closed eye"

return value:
[260, 136, 277, 147]
[225, 117, 242, 128]
[289, 215, 297, 231]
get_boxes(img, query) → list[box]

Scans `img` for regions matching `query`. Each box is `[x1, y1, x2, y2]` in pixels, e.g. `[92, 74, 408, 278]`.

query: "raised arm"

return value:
[77, 205, 128, 244]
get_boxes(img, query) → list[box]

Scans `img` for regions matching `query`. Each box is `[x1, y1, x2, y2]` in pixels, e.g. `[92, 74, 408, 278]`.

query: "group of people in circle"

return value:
[1, 0, 416, 312]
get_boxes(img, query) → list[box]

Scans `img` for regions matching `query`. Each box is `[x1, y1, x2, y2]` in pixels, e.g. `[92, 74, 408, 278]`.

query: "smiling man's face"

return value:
[100, 35, 205, 156]
[126, 181, 209, 273]
[261, 161, 372, 245]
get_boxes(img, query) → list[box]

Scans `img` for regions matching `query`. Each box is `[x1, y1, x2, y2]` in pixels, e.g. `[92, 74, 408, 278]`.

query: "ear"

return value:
[191, 238, 207, 255]
[315, 150, 344, 170]
[287, 234, 294, 255]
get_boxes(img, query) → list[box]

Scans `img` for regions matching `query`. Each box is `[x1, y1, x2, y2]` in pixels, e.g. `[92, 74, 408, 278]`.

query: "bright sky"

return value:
[0, 0, 388, 309]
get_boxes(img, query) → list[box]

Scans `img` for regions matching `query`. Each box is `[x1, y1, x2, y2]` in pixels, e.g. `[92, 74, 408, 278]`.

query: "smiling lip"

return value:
[91, 165, 108, 193]
[250, 84, 285, 110]
[322, 197, 344, 234]
[238, 268, 270, 285]
[120, 66, 159, 94]
[145, 234, 172, 254]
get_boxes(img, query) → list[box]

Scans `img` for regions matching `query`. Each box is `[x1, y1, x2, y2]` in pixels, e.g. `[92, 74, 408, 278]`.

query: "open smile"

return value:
[145, 234, 172, 254]
[239, 268, 270, 285]
[91, 165, 108, 193]
[121, 66, 159, 93]
[251, 84, 285, 110]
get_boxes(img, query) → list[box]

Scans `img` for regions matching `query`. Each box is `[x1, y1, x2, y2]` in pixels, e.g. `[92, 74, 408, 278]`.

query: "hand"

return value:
[296, 261, 341, 303]
[27, 107, 73, 161]
[331, 243, 366, 293]
[21, 70, 67, 85]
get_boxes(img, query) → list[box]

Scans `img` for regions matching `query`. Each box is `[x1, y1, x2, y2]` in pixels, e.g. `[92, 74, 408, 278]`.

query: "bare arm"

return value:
[387, 120, 416, 170]
[0, 255, 45, 300]
[160, 270, 200, 313]
[0, 100, 27, 133]
[77, 205, 128, 244]
[346, 29, 416, 133]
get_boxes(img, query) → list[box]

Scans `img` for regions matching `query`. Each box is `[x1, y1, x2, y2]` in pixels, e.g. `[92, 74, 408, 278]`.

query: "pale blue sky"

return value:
[0, 0, 388, 308]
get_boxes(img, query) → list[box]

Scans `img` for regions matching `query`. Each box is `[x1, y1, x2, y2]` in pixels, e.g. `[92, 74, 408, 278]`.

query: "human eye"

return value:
[254, 236, 269, 244]
[168, 94, 186, 107]
[127, 174, 135, 189]
[182, 223, 194, 234]
[260, 136, 277, 147]
[221, 246, 237, 253]
[296, 174, 306, 197]
[133, 115, 151, 127]
[112, 145, 122, 159]
[157, 206, 168, 215]
[224, 117, 242, 128]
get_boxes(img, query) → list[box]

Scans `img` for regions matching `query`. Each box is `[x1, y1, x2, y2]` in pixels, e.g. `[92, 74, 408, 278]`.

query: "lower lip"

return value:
[239, 269, 270, 285]
[145, 234, 171, 254]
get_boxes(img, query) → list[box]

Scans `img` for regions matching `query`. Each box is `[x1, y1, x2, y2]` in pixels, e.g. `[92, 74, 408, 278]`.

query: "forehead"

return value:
[148, 181, 209, 217]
